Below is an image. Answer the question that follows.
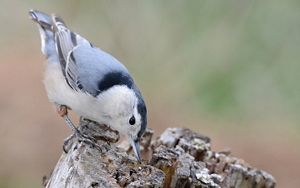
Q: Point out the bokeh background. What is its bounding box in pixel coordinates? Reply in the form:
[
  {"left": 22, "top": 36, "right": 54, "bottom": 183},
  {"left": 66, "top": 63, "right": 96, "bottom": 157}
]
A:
[{"left": 0, "top": 1, "right": 299, "bottom": 187}]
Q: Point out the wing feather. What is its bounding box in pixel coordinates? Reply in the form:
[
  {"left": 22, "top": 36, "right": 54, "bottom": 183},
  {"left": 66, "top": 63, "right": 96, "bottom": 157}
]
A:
[
  {"left": 53, "top": 15, "right": 91, "bottom": 91},
  {"left": 52, "top": 15, "right": 131, "bottom": 97}
]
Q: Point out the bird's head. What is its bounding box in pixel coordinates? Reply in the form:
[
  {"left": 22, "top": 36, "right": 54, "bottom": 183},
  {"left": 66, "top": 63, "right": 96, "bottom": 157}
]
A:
[{"left": 98, "top": 85, "right": 147, "bottom": 161}]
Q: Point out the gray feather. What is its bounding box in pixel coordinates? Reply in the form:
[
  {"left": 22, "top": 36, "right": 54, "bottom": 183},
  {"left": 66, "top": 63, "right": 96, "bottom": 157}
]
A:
[
  {"left": 70, "top": 45, "right": 130, "bottom": 96},
  {"left": 29, "top": 10, "right": 57, "bottom": 60},
  {"left": 52, "top": 16, "right": 130, "bottom": 96}
]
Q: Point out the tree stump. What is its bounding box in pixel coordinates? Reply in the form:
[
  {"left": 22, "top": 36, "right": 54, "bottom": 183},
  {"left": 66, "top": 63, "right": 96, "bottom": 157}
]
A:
[{"left": 44, "top": 119, "right": 276, "bottom": 188}]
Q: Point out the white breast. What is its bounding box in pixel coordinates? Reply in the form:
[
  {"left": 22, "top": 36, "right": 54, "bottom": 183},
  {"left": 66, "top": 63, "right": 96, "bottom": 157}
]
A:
[{"left": 44, "top": 63, "right": 101, "bottom": 122}]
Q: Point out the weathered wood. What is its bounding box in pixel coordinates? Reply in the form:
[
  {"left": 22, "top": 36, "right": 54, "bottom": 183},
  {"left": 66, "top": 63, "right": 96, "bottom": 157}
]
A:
[
  {"left": 151, "top": 128, "right": 276, "bottom": 188},
  {"left": 45, "top": 120, "right": 276, "bottom": 188},
  {"left": 45, "top": 118, "right": 164, "bottom": 188}
]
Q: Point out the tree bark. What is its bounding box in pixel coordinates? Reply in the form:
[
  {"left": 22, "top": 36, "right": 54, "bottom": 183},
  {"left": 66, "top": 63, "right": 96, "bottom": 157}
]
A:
[{"left": 44, "top": 119, "right": 276, "bottom": 188}]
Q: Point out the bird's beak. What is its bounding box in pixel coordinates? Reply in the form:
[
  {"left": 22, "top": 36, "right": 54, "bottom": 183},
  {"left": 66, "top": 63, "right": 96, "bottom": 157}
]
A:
[{"left": 130, "top": 138, "right": 141, "bottom": 161}]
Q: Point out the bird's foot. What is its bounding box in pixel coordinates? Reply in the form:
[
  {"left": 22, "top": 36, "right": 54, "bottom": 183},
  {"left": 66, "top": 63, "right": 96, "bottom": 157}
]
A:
[
  {"left": 63, "top": 129, "right": 103, "bottom": 153},
  {"left": 55, "top": 105, "right": 104, "bottom": 153},
  {"left": 77, "top": 132, "right": 104, "bottom": 152}
]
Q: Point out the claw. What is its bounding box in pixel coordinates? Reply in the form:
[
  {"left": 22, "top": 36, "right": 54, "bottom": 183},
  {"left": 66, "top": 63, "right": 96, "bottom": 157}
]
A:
[{"left": 63, "top": 133, "right": 76, "bottom": 153}]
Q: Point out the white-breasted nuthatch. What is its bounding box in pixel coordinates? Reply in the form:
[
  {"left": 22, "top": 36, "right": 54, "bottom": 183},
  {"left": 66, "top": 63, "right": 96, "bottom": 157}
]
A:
[{"left": 29, "top": 10, "right": 147, "bottom": 161}]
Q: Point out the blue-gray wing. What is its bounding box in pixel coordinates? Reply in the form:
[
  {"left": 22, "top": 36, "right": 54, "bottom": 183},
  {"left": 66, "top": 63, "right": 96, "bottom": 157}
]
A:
[
  {"left": 53, "top": 16, "right": 131, "bottom": 96},
  {"left": 69, "top": 45, "right": 132, "bottom": 96}
]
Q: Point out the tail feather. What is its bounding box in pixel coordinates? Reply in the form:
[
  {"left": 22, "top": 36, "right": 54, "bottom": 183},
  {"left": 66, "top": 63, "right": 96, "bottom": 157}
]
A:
[
  {"left": 29, "top": 10, "right": 57, "bottom": 59},
  {"left": 29, "top": 10, "right": 52, "bottom": 30},
  {"left": 29, "top": 9, "right": 92, "bottom": 67}
]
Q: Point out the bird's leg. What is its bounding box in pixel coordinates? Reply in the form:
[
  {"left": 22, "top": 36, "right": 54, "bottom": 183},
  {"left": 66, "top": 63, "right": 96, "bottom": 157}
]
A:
[
  {"left": 57, "top": 105, "right": 80, "bottom": 134},
  {"left": 56, "top": 105, "right": 81, "bottom": 152},
  {"left": 56, "top": 105, "right": 102, "bottom": 152}
]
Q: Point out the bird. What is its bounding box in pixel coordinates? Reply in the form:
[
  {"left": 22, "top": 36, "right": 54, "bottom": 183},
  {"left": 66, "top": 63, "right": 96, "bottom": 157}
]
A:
[{"left": 29, "top": 10, "right": 147, "bottom": 161}]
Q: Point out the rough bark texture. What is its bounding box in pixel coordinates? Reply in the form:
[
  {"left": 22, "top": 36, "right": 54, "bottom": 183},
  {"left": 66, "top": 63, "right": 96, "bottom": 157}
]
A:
[{"left": 44, "top": 119, "right": 276, "bottom": 188}]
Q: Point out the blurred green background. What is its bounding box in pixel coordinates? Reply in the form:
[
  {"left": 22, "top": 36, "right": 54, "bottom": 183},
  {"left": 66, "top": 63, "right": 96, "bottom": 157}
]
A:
[{"left": 0, "top": 0, "right": 300, "bottom": 187}]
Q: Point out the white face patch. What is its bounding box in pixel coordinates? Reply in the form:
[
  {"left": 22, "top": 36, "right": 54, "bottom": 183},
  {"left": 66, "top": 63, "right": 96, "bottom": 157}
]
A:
[
  {"left": 95, "top": 86, "right": 141, "bottom": 136},
  {"left": 130, "top": 104, "right": 142, "bottom": 139}
]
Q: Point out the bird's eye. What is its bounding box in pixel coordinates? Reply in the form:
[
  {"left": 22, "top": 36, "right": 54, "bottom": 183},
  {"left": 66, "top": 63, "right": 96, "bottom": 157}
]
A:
[{"left": 129, "top": 116, "right": 136, "bottom": 125}]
